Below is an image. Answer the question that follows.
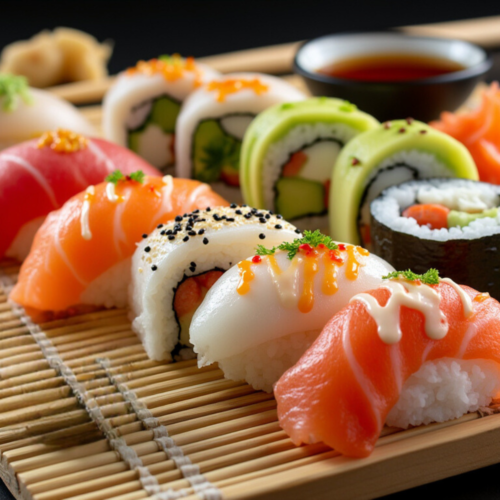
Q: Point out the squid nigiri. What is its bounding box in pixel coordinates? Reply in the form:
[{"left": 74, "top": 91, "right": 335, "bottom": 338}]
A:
[
  {"left": 0, "top": 129, "right": 160, "bottom": 260},
  {"left": 190, "top": 231, "right": 394, "bottom": 392},
  {"left": 10, "top": 172, "right": 228, "bottom": 311},
  {"left": 275, "top": 269, "right": 500, "bottom": 457}
]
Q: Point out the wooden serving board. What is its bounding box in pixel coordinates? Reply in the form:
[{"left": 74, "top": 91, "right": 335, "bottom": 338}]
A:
[{"left": 2, "top": 15, "right": 500, "bottom": 500}]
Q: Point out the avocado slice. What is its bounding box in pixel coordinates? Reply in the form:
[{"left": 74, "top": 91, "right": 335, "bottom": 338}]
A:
[
  {"left": 448, "top": 207, "right": 498, "bottom": 228},
  {"left": 149, "top": 96, "right": 180, "bottom": 133},
  {"left": 275, "top": 177, "right": 325, "bottom": 220},
  {"left": 192, "top": 118, "right": 242, "bottom": 185},
  {"left": 240, "top": 97, "right": 379, "bottom": 211},
  {"left": 329, "top": 119, "right": 479, "bottom": 245}
]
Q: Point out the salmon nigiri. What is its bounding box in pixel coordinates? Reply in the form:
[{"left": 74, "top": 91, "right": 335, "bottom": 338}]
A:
[
  {"left": 275, "top": 269, "right": 500, "bottom": 458},
  {"left": 10, "top": 172, "right": 228, "bottom": 311},
  {"left": 0, "top": 129, "right": 160, "bottom": 260}
]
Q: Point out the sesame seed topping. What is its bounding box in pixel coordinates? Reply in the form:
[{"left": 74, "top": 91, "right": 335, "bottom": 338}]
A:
[
  {"left": 183, "top": 236, "right": 189, "bottom": 242},
  {"left": 295, "top": 229, "right": 301, "bottom": 234},
  {"left": 168, "top": 235, "right": 175, "bottom": 240},
  {"left": 235, "top": 210, "right": 242, "bottom": 215},
  {"left": 142, "top": 234, "right": 148, "bottom": 238},
  {"left": 190, "top": 262, "right": 196, "bottom": 267},
  {"left": 188, "top": 230, "right": 196, "bottom": 236},
  {"left": 265, "top": 214, "right": 271, "bottom": 219},
  {"left": 198, "top": 229, "right": 205, "bottom": 235},
  {"left": 230, "top": 203, "right": 237, "bottom": 208},
  {"left": 160, "top": 230, "right": 166, "bottom": 235},
  {"left": 144, "top": 246, "right": 151, "bottom": 252},
  {"left": 157, "top": 224, "right": 163, "bottom": 229},
  {"left": 244, "top": 213, "right": 252, "bottom": 219},
  {"left": 151, "top": 265, "right": 157, "bottom": 271},
  {"left": 259, "top": 233, "right": 266, "bottom": 239},
  {"left": 259, "top": 218, "right": 266, "bottom": 223},
  {"left": 398, "top": 127, "right": 406, "bottom": 134},
  {"left": 275, "top": 224, "right": 282, "bottom": 229},
  {"left": 175, "top": 215, "right": 182, "bottom": 222},
  {"left": 203, "top": 237, "right": 209, "bottom": 245},
  {"left": 206, "top": 207, "right": 211, "bottom": 211},
  {"left": 420, "top": 129, "right": 427, "bottom": 134},
  {"left": 276, "top": 215, "right": 283, "bottom": 219}
]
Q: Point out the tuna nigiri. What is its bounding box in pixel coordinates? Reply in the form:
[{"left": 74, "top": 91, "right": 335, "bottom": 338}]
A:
[
  {"left": 0, "top": 129, "right": 160, "bottom": 260},
  {"left": 275, "top": 269, "right": 500, "bottom": 458},
  {"left": 10, "top": 172, "right": 228, "bottom": 311}
]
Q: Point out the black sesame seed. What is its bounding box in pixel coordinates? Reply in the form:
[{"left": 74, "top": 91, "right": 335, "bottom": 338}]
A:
[
  {"left": 203, "top": 237, "right": 209, "bottom": 245},
  {"left": 251, "top": 208, "right": 257, "bottom": 214},
  {"left": 189, "top": 267, "right": 196, "bottom": 273},
  {"left": 259, "top": 217, "right": 266, "bottom": 223},
  {"left": 295, "top": 229, "right": 301, "bottom": 234},
  {"left": 226, "top": 218, "right": 235, "bottom": 222},
  {"left": 168, "top": 235, "right": 175, "bottom": 240},
  {"left": 166, "top": 229, "right": 172, "bottom": 235},
  {"left": 199, "top": 219, "right": 206, "bottom": 222},
  {"left": 157, "top": 224, "right": 163, "bottom": 229},
  {"left": 242, "top": 204, "right": 248, "bottom": 207},
  {"left": 259, "top": 233, "right": 266, "bottom": 240},
  {"left": 269, "top": 210, "right": 274, "bottom": 215},
  {"left": 230, "top": 203, "right": 237, "bottom": 208},
  {"left": 244, "top": 213, "right": 252, "bottom": 219},
  {"left": 265, "top": 214, "right": 271, "bottom": 219},
  {"left": 255, "top": 212, "right": 263, "bottom": 217},
  {"left": 183, "top": 213, "right": 188, "bottom": 217},
  {"left": 151, "top": 265, "right": 157, "bottom": 271},
  {"left": 190, "top": 262, "right": 196, "bottom": 267},
  {"left": 186, "top": 226, "right": 193, "bottom": 231},
  {"left": 183, "top": 236, "right": 189, "bottom": 242},
  {"left": 142, "top": 233, "right": 148, "bottom": 239},
  {"left": 160, "top": 230, "right": 166, "bottom": 235},
  {"left": 213, "top": 214, "right": 220, "bottom": 221},
  {"left": 175, "top": 215, "right": 182, "bottom": 222},
  {"left": 144, "top": 246, "right": 151, "bottom": 252},
  {"left": 235, "top": 210, "right": 242, "bottom": 215},
  {"left": 198, "top": 229, "right": 205, "bottom": 235},
  {"left": 206, "top": 207, "right": 211, "bottom": 212},
  {"left": 276, "top": 214, "right": 283, "bottom": 219},
  {"left": 193, "top": 209, "right": 200, "bottom": 214},
  {"left": 275, "top": 224, "right": 282, "bottom": 229},
  {"left": 188, "top": 231, "right": 196, "bottom": 236}
]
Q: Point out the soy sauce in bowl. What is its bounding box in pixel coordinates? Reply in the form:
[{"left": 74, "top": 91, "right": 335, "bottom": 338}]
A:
[{"left": 317, "top": 53, "right": 466, "bottom": 82}]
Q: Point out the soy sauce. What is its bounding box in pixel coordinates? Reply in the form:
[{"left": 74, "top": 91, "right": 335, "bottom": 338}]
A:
[{"left": 318, "top": 53, "right": 465, "bottom": 82}]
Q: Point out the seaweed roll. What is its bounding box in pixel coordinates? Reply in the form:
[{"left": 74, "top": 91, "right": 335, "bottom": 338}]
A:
[{"left": 371, "top": 178, "right": 500, "bottom": 299}]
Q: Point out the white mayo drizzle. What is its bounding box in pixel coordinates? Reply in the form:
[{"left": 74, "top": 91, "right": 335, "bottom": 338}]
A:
[
  {"left": 440, "top": 278, "right": 473, "bottom": 317},
  {"left": 80, "top": 185, "right": 95, "bottom": 240},
  {"left": 351, "top": 280, "right": 448, "bottom": 344},
  {"left": 266, "top": 256, "right": 301, "bottom": 309},
  {"left": 105, "top": 182, "right": 120, "bottom": 202}
]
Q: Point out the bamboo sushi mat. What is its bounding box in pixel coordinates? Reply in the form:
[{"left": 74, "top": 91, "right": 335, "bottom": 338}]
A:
[{"left": 4, "top": 16, "right": 500, "bottom": 499}]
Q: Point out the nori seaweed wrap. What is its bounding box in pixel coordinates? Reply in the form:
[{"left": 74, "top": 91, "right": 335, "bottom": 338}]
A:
[{"left": 371, "top": 178, "right": 500, "bottom": 298}]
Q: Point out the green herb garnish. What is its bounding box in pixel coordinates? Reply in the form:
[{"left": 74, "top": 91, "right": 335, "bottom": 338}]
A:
[
  {"left": 256, "top": 230, "right": 338, "bottom": 260},
  {"left": 105, "top": 170, "right": 145, "bottom": 185},
  {"left": 0, "top": 73, "right": 32, "bottom": 112},
  {"left": 197, "top": 136, "right": 240, "bottom": 183},
  {"left": 383, "top": 269, "right": 440, "bottom": 285}
]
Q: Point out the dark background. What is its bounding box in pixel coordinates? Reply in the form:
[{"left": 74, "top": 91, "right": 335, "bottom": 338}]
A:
[{"left": 1, "top": 1, "right": 500, "bottom": 499}]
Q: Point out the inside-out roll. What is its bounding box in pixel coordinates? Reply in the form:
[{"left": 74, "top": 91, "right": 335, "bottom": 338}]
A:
[
  {"left": 241, "top": 98, "right": 378, "bottom": 231},
  {"left": 371, "top": 178, "right": 500, "bottom": 298},
  {"left": 175, "top": 72, "right": 306, "bottom": 202},
  {"left": 190, "top": 232, "right": 394, "bottom": 392},
  {"left": 329, "top": 119, "right": 479, "bottom": 246},
  {"left": 103, "top": 55, "right": 219, "bottom": 172},
  {"left": 130, "top": 205, "right": 300, "bottom": 361}
]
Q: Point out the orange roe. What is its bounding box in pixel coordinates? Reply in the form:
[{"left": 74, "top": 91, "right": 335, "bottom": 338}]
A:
[
  {"left": 126, "top": 54, "right": 202, "bottom": 86},
  {"left": 207, "top": 78, "right": 269, "bottom": 102},
  {"left": 37, "top": 129, "right": 88, "bottom": 153},
  {"left": 474, "top": 292, "right": 491, "bottom": 303}
]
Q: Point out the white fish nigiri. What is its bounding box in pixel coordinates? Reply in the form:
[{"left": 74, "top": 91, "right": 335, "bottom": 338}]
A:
[{"left": 190, "top": 234, "right": 394, "bottom": 392}]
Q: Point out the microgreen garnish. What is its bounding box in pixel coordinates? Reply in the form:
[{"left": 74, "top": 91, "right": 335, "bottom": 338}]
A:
[
  {"left": 256, "top": 230, "right": 338, "bottom": 260},
  {"left": 383, "top": 269, "right": 440, "bottom": 285},
  {"left": 0, "top": 73, "right": 32, "bottom": 112},
  {"left": 105, "top": 170, "right": 145, "bottom": 185}
]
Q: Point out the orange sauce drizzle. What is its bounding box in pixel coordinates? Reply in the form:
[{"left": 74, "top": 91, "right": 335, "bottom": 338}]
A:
[
  {"left": 267, "top": 255, "right": 282, "bottom": 276},
  {"left": 237, "top": 260, "right": 256, "bottom": 295},
  {"left": 298, "top": 254, "right": 319, "bottom": 313},
  {"left": 126, "top": 55, "right": 202, "bottom": 86},
  {"left": 322, "top": 251, "right": 344, "bottom": 295},
  {"left": 345, "top": 245, "right": 369, "bottom": 281},
  {"left": 474, "top": 292, "right": 490, "bottom": 303},
  {"left": 37, "top": 129, "right": 88, "bottom": 153},
  {"left": 207, "top": 78, "right": 269, "bottom": 102}
]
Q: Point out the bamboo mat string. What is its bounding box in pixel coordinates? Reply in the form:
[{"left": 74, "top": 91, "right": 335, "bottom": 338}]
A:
[
  {"left": 97, "top": 357, "right": 223, "bottom": 500},
  {"left": 0, "top": 273, "right": 187, "bottom": 498}
]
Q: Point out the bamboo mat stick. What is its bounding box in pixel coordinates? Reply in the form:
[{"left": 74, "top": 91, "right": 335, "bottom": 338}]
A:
[{"left": 0, "top": 369, "right": 58, "bottom": 394}]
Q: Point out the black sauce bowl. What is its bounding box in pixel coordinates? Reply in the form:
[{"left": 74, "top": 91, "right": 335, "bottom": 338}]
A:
[{"left": 294, "top": 32, "right": 492, "bottom": 122}]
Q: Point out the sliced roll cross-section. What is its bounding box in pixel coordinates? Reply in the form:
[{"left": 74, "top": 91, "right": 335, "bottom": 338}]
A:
[
  {"left": 130, "top": 205, "right": 300, "bottom": 361},
  {"left": 329, "top": 119, "right": 479, "bottom": 246}
]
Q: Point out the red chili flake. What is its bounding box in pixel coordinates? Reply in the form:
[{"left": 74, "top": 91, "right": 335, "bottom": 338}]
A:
[
  {"left": 420, "top": 130, "right": 428, "bottom": 134},
  {"left": 406, "top": 117, "right": 414, "bottom": 125},
  {"left": 329, "top": 250, "right": 343, "bottom": 263},
  {"left": 351, "top": 157, "right": 361, "bottom": 166},
  {"left": 252, "top": 255, "right": 262, "bottom": 264},
  {"left": 318, "top": 243, "right": 326, "bottom": 249},
  {"left": 398, "top": 127, "right": 406, "bottom": 134},
  {"left": 337, "top": 243, "right": 346, "bottom": 251},
  {"left": 299, "top": 243, "right": 313, "bottom": 253},
  {"left": 383, "top": 121, "right": 391, "bottom": 129}
]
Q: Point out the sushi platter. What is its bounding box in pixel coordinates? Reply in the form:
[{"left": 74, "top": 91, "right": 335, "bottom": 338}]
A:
[{"left": 2, "top": 14, "right": 500, "bottom": 500}]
